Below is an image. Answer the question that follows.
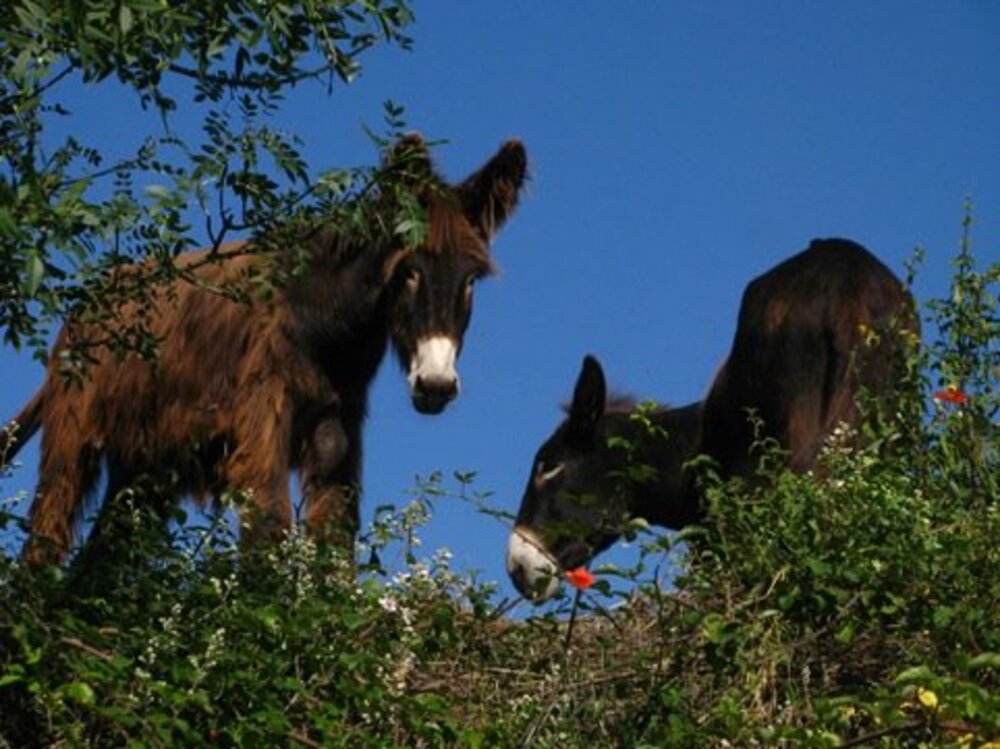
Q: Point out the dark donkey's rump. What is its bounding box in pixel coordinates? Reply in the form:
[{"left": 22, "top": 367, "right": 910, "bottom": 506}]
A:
[
  {"left": 3, "top": 134, "right": 528, "bottom": 565},
  {"left": 508, "top": 238, "right": 916, "bottom": 602}
]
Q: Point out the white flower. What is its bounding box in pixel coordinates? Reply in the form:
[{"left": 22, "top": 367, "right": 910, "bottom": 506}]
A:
[{"left": 378, "top": 595, "right": 400, "bottom": 614}]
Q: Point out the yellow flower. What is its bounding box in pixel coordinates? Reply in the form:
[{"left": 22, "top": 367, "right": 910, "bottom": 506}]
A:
[{"left": 916, "top": 687, "right": 938, "bottom": 710}]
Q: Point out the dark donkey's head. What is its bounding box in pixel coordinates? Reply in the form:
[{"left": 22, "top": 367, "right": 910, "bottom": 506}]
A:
[
  {"left": 507, "top": 355, "right": 701, "bottom": 602},
  {"left": 382, "top": 135, "right": 528, "bottom": 414}
]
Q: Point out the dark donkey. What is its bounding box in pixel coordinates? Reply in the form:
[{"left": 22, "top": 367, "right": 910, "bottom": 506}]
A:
[
  {"left": 508, "top": 239, "right": 914, "bottom": 602},
  {"left": 3, "top": 134, "right": 527, "bottom": 564}
]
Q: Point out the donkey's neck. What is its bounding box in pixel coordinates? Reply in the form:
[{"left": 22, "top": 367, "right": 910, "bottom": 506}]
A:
[
  {"left": 287, "top": 226, "right": 399, "bottom": 340},
  {"left": 625, "top": 401, "right": 705, "bottom": 530},
  {"left": 286, "top": 228, "right": 398, "bottom": 377}
]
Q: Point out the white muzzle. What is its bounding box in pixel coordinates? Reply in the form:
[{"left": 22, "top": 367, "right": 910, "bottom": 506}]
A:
[
  {"left": 506, "top": 526, "right": 561, "bottom": 603},
  {"left": 407, "top": 336, "right": 460, "bottom": 413}
]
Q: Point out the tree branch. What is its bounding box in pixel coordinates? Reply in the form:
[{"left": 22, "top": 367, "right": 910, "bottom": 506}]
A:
[
  {"left": 0, "top": 64, "right": 75, "bottom": 114},
  {"left": 166, "top": 63, "right": 329, "bottom": 91}
]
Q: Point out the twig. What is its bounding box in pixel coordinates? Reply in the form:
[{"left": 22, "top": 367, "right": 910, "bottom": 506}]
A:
[
  {"left": 587, "top": 596, "right": 627, "bottom": 636},
  {"left": 60, "top": 636, "right": 114, "bottom": 662},
  {"left": 166, "top": 63, "right": 328, "bottom": 90},
  {"left": 486, "top": 596, "right": 520, "bottom": 622},
  {"left": 0, "top": 65, "right": 75, "bottom": 113},
  {"left": 562, "top": 588, "right": 583, "bottom": 652},
  {"left": 520, "top": 693, "right": 559, "bottom": 749},
  {"left": 838, "top": 720, "right": 921, "bottom": 748},
  {"left": 565, "top": 670, "right": 640, "bottom": 692},
  {"left": 837, "top": 719, "right": 974, "bottom": 748},
  {"left": 288, "top": 729, "right": 323, "bottom": 748}
]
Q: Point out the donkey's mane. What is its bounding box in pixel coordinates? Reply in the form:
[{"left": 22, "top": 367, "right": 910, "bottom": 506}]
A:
[
  {"left": 606, "top": 393, "right": 642, "bottom": 414},
  {"left": 559, "top": 392, "right": 644, "bottom": 416}
]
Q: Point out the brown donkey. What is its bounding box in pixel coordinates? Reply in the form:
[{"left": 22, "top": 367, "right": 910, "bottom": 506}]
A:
[
  {"left": 507, "top": 239, "right": 915, "bottom": 601},
  {"left": 2, "top": 134, "right": 528, "bottom": 564}
]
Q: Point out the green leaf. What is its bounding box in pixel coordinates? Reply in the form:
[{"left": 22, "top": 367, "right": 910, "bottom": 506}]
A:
[
  {"left": 118, "top": 4, "right": 133, "bottom": 34},
  {"left": 62, "top": 682, "right": 96, "bottom": 706},
  {"left": 701, "top": 613, "right": 729, "bottom": 644},
  {"left": 0, "top": 207, "right": 17, "bottom": 238},
  {"left": 967, "top": 653, "right": 1000, "bottom": 671},
  {"left": 415, "top": 693, "right": 448, "bottom": 713},
  {"left": 834, "top": 623, "right": 855, "bottom": 645},
  {"left": 340, "top": 611, "right": 366, "bottom": 631},
  {"left": 0, "top": 671, "right": 24, "bottom": 688},
  {"left": 804, "top": 557, "right": 830, "bottom": 577},
  {"left": 932, "top": 605, "right": 954, "bottom": 628},
  {"left": 895, "top": 665, "right": 935, "bottom": 684},
  {"left": 461, "top": 729, "right": 486, "bottom": 749},
  {"left": 25, "top": 253, "right": 45, "bottom": 296},
  {"left": 58, "top": 177, "right": 91, "bottom": 207},
  {"left": 145, "top": 184, "right": 171, "bottom": 200}
]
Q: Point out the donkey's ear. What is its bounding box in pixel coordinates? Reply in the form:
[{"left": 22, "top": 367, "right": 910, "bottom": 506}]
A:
[
  {"left": 567, "top": 355, "right": 606, "bottom": 449},
  {"left": 382, "top": 132, "right": 434, "bottom": 185},
  {"left": 459, "top": 140, "right": 528, "bottom": 242}
]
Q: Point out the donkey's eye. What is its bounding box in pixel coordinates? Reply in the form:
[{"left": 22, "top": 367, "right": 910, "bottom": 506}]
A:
[
  {"left": 534, "top": 460, "right": 565, "bottom": 486},
  {"left": 404, "top": 267, "right": 421, "bottom": 292}
]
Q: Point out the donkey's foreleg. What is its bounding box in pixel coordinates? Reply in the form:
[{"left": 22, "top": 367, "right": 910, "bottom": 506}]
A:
[
  {"left": 225, "top": 402, "right": 294, "bottom": 547},
  {"left": 300, "top": 414, "right": 359, "bottom": 548}
]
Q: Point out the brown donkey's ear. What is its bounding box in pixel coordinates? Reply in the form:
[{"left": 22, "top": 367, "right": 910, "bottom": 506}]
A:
[
  {"left": 459, "top": 140, "right": 528, "bottom": 241},
  {"left": 377, "top": 133, "right": 436, "bottom": 253},
  {"left": 382, "top": 132, "right": 434, "bottom": 185},
  {"left": 567, "top": 355, "right": 606, "bottom": 449}
]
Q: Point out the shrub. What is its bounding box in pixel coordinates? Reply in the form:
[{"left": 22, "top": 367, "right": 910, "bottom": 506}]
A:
[{"left": 2, "top": 220, "right": 998, "bottom": 747}]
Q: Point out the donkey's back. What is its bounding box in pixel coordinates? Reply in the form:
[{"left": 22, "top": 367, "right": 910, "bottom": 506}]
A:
[{"left": 698, "top": 238, "right": 915, "bottom": 477}]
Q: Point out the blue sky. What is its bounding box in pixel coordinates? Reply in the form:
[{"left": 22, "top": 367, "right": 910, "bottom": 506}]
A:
[{"left": 2, "top": 2, "right": 999, "bottom": 611}]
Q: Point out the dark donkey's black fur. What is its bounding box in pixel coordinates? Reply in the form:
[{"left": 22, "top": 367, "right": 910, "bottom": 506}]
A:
[
  {"left": 507, "top": 239, "right": 915, "bottom": 601},
  {"left": 4, "top": 134, "right": 528, "bottom": 564}
]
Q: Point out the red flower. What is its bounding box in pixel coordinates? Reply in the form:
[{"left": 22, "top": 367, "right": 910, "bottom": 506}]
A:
[
  {"left": 934, "top": 387, "right": 968, "bottom": 406},
  {"left": 565, "top": 567, "right": 596, "bottom": 590}
]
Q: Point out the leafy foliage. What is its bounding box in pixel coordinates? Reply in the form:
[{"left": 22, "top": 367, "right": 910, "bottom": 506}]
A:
[
  {"left": 0, "top": 0, "right": 414, "bottom": 360},
  {"left": 2, "top": 224, "right": 999, "bottom": 747},
  {"left": 2, "top": 8, "right": 999, "bottom": 744}
]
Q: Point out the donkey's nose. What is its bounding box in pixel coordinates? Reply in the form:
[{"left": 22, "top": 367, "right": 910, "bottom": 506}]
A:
[
  {"left": 412, "top": 374, "right": 458, "bottom": 414},
  {"left": 506, "top": 527, "right": 560, "bottom": 603},
  {"left": 408, "top": 336, "right": 459, "bottom": 414},
  {"left": 507, "top": 553, "right": 559, "bottom": 603},
  {"left": 508, "top": 560, "right": 533, "bottom": 599}
]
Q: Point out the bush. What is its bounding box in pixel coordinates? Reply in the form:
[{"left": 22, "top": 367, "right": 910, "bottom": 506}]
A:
[{"left": 2, "top": 223, "right": 998, "bottom": 747}]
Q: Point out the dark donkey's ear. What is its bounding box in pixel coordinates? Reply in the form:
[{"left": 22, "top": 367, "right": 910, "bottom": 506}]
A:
[
  {"left": 459, "top": 140, "right": 528, "bottom": 241},
  {"left": 567, "top": 355, "right": 606, "bottom": 449}
]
